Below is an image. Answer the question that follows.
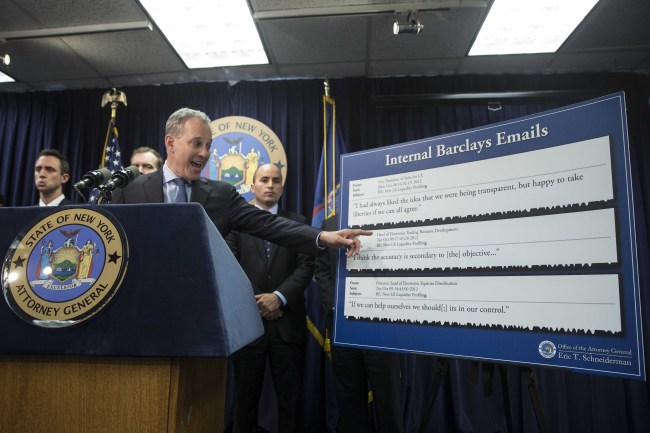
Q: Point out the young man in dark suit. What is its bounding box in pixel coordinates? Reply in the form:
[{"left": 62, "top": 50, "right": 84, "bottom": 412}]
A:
[
  {"left": 226, "top": 163, "right": 313, "bottom": 433},
  {"left": 111, "top": 107, "right": 371, "bottom": 254},
  {"left": 34, "top": 149, "right": 73, "bottom": 206}
]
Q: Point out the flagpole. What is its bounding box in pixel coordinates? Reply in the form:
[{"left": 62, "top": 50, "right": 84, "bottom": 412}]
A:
[
  {"left": 330, "top": 94, "right": 336, "bottom": 218},
  {"left": 95, "top": 88, "right": 127, "bottom": 204},
  {"left": 99, "top": 118, "right": 114, "bottom": 169},
  {"left": 323, "top": 80, "right": 337, "bottom": 220},
  {"left": 99, "top": 88, "right": 127, "bottom": 169},
  {"left": 323, "top": 80, "right": 329, "bottom": 219}
]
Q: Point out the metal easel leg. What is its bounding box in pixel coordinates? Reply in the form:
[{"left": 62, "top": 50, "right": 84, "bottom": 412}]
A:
[
  {"left": 523, "top": 367, "right": 550, "bottom": 433},
  {"left": 417, "top": 357, "right": 449, "bottom": 433},
  {"left": 498, "top": 364, "right": 514, "bottom": 433}
]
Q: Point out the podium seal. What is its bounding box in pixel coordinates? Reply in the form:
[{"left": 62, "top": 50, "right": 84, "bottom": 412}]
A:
[{"left": 1, "top": 206, "right": 129, "bottom": 328}]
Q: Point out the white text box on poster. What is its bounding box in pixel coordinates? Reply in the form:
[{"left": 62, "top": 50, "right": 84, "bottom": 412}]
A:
[
  {"left": 349, "top": 136, "right": 613, "bottom": 226},
  {"left": 343, "top": 274, "right": 622, "bottom": 334},
  {"left": 347, "top": 208, "right": 618, "bottom": 270}
]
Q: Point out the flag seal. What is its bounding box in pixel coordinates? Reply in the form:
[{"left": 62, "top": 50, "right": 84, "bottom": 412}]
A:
[{"left": 203, "top": 116, "right": 287, "bottom": 202}]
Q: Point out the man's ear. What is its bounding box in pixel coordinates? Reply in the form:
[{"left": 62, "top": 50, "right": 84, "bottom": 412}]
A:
[
  {"left": 164, "top": 134, "right": 174, "bottom": 153},
  {"left": 61, "top": 173, "right": 70, "bottom": 184}
]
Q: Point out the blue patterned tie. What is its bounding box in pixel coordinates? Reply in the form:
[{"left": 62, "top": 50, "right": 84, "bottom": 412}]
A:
[
  {"left": 264, "top": 240, "right": 272, "bottom": 259},
  {"left": 173, "top": 178, "right": 188, "bottom": 203}
]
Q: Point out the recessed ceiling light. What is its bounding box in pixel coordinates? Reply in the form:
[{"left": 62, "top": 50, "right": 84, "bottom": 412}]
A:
[
  {"left": 139, "top": 0, "right": 268, "bottom": 68},
  {"left": 469, "top": 0, "right": 600, "bottom": 56}
]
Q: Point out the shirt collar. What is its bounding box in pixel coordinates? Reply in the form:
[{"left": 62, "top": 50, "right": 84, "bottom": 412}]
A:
[
  {"left": 255, "top": 202, "right": 278, "bottom": 215},
  {"left": 39, "top": 194, "right": 65, "bottom": 207},
  {"left": 162, "top": 161, "right": 180, "bottom": 184}
]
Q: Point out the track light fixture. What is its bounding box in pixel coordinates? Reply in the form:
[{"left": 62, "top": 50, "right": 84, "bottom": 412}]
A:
[
  {"left": 393, "top": 11, "right": 423, "bottom": 35},
  {"left": 1, "top": 54, "right": 9, "bottom": 66}
]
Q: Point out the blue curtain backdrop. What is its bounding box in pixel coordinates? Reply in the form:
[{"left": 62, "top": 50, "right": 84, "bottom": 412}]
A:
[{"left": 1, "top": 73, "right": 649, "bottom": 433}]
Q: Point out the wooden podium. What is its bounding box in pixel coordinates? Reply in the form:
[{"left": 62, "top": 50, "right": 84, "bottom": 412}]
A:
[
  {"left": 0, "top": 205, "right": 264, "bottom": 433},
  {"left": 0, "top": 356, "right": 227, "bottom": 433}
]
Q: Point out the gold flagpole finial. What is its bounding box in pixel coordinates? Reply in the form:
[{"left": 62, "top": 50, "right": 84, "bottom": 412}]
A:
[
  {"left": 324, "top": 79, "right": 330, "bottom": 97},
  {"left": 101, "top": 88, "right": 127, "bottom": 121}
]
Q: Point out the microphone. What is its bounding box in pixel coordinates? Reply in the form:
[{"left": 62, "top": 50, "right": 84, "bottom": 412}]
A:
[
  {"left": 100, "top": 165, "right": 140, "bottom": 192},
  {"left": 72, "top": 168, "right": 112, "bottom": 190}
]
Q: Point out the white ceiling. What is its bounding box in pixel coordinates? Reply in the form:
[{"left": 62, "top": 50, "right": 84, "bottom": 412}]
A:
[{"left": 0, "top": 0, "right": 649, "bottom": 92}]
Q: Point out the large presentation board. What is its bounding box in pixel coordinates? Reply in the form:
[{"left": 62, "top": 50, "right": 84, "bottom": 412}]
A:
[{"left": 335, "top": 93, "right": 645, "bottom": 379}]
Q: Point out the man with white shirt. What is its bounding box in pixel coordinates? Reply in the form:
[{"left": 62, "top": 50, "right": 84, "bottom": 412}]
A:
[
  {"left": 226, "top": 163, "right": 313, "bottom": 433},
  {"left": 34, "top": 149, "right": 72, "bottom": 206}
]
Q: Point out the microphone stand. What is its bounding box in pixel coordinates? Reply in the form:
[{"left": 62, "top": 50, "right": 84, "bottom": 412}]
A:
[
  {"left": 73, "top": 185, "right": 88, "bottom": 202},
  {"left": 96, "top": 185, "right": 113, "bottom": 204},
  {"left": 96, "top": 166, "right": 139, "bottom": 203}
]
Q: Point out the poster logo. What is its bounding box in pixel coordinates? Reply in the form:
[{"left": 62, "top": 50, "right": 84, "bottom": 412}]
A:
[
  {"left": 538, "top": 340, "right": 557, "bottom": 359},
  {"left": 2, "top": 207, "right": 129, "bottom": 328},
  {"left": 205, "top": 116, "right": 288, "bottom": 202}
]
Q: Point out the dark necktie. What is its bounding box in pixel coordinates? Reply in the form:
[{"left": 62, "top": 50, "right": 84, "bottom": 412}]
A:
[
  {"left": 264, "top": 240, "right": 272, "bottom": 259},
  {"left": 172, "top": 178, "right": 188, "bottom": 203}
]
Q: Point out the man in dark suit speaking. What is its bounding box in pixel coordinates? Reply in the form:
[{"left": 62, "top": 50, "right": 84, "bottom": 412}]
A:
[
  {"left": 111, "top": 107, "right": 370, "bottom": 255},
  {"left": 226, "top": 163, "right": 313, "bottom": 433}
]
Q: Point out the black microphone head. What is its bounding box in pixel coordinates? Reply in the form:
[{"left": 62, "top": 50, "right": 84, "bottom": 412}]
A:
[
  {"left": 73, "top": 167, "right": 112, "bottom": 189},
  {"left": 87, "top": 167, "right": 112, "bottom": 183},
  {"left": 123, "top": 165, "right": 140, "bottom": 182},
  {"left": 111, "top": 165, "right": 140, "bottom": 188}
]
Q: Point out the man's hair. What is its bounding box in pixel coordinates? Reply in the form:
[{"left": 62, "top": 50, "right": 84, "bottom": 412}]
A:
[
  {"left": 131, "top": 146, "right": 163, "bottom": 169},
  {"left": 165, "top": 108, "right": 211, "bottom": 137},
  {"left": 253, "top": 163, "right": 283, "bottom": 183},
  {"left": 38, "top": 149, "right": 70, "bottom": 175}
]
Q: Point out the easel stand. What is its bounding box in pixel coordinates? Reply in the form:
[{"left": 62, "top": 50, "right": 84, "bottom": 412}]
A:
[
  {"left": 417, "top": 357, "right": 449, "bottom": 433},
  {"left": 480, "top": 362, "right": 514, "bottom": 433},
  {"left": 523, "top": 367, "right": 550, "bottom": 433},
  {"left": 417, "top": 360, "right": 550, "bottom": 433}
]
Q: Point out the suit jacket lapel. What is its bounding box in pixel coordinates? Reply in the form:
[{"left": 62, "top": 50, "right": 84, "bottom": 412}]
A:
[
  {"left": 143, "top": 170, "right": 164, "bottom": 203},
  {"left": 191, "top": 178, "right": 211, "bottom": 207}
]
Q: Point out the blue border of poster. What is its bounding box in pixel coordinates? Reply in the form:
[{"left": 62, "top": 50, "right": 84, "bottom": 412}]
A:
[{"left": 335, "top": 92, "right": 645, "bottom": 379}]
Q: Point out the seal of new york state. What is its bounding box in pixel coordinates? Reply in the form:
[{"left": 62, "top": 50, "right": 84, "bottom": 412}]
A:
[
  {"left": 538, "top": 340, "right": 557, "bottom": 359},
  {"left": 204, "top": 116, "right": 288, "bottom": 203},
  {"left": 2, "top": 207, "right": 128, "bottom": 328}
]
